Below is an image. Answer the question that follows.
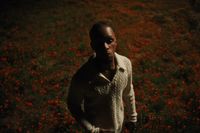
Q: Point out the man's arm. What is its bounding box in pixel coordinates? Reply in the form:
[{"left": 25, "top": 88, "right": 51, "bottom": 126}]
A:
[
  {"left": 67, "top": 76, "right": 100, "bottom": 133},
  {"left": 123, "top": 59, "right": 137, "bottom": 131}
]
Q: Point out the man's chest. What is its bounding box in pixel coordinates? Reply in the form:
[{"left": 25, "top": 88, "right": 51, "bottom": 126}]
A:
[
  {"left": 100, "top": 69, "right": 116, "bottom": 82},
  {"left": 85, "top": 69, "right": 128, "bottom": 97}
]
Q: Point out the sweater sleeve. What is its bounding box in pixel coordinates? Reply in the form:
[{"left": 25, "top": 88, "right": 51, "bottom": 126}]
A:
[
  {"left": 67, "top": 75, "right": 100, "bottom": 133},
  {"left": 123, "top": 59, "right": 137, "bottom": 123}
]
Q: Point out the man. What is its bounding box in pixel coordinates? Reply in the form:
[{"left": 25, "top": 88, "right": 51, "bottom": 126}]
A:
[{"left": 67, "top": 21, "right": 137, "bottom": 133}]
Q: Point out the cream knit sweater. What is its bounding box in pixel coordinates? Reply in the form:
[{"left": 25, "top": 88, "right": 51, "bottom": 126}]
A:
[{"left": 67, "top": 53, "right": 137, "bottom": 133}]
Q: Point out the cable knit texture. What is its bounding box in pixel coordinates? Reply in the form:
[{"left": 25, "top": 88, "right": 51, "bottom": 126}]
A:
[{"left": 67, "top": 53, "right": 137, "bottom": 133}]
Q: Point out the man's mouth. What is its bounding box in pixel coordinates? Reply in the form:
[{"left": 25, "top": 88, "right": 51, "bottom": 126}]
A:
[{"left": 105, "top": 50, "right": 112, "bottom": 54}]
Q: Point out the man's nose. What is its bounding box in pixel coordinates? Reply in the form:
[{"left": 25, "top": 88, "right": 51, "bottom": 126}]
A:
[{"left": 104, "top": 42, "right": 109, "bottom": 49}]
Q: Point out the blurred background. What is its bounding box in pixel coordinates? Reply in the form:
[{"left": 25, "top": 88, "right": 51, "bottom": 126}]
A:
[{"left": 0, "top": 0, "right": 200, "bottom": 132}]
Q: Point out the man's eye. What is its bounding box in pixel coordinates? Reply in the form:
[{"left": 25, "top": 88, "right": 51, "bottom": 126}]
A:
[{"left": 106, "top": 39, "right": 113, "bottom": 44}]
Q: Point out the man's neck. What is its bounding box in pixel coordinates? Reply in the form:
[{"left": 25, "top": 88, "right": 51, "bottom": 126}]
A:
[{"left": 95, "top": 57, "right": 116, "bottom": 71}]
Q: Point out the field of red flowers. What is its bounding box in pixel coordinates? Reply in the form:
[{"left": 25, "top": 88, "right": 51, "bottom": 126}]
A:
[{"left": 0, "top": 0, "right": 200, "bottom": 133}]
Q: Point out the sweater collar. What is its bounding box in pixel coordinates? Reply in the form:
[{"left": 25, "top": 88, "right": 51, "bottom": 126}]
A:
[{"left": 89, "top": 52, "right": 126, "bottom": 83}]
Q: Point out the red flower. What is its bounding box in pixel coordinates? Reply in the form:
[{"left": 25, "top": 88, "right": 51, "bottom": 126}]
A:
[
  {"left": 47, "top": 51, "right": 57, "bottom": 57},
  {"left": 25, "top": 101, "right": 33, "bottom": 107}
]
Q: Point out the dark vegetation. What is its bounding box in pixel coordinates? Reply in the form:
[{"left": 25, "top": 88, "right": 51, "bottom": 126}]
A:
[{"left": 0, "top": 0, "right": 200, "bottom": 132}]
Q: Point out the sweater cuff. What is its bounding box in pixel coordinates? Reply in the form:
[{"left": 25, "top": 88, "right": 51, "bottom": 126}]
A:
[{"left": 82, "top": 120, "right": 100, "bottom": 133}]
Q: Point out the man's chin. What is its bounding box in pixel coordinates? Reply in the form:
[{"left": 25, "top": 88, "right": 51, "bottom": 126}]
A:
[
  {"left": 103, "top": 54, "right": 114, "bottom": 62},
  {"left": 96, "top": 53, "right": 114, "bottom": 61}
]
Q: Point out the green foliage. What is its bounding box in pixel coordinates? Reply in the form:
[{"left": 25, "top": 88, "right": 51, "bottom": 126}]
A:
[
  {"left": 151, "top": 75, "right": 169, "bottom": 86},
  {"left": 172, "top": 67, "right": 193, "bottom": 84},
  {"left": 131, "top": 6, "right": 144, "bottom": 11}
]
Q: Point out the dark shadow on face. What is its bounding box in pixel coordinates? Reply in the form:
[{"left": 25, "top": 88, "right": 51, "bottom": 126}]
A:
[{"left": 91, "top": 26, "right": 117, "bottom": 62}]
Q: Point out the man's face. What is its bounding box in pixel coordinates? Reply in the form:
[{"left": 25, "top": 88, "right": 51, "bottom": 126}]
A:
[{"left": 91, "top": 26, "right": 117, "bottom": 61}]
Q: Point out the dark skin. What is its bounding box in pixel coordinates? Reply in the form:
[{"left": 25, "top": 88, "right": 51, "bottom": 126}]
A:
[
  {"left": 91, "top": 26, "right": 117, "bottom": 81},
  {"left": 90, "top": 26, "right": 136, "bottom": 133}
]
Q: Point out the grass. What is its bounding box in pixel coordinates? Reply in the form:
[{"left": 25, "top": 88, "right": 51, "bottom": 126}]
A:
[
  {"left": 0, "top": 0, "right": 200, "bottom": 133},
  {"left": 131, "top": 5, "right": 144, "bottom": 11}
]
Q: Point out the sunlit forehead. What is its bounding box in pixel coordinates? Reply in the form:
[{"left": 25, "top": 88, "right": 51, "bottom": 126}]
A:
[{"left": 101, "top": 27, "right": 116, "bottom": 40}]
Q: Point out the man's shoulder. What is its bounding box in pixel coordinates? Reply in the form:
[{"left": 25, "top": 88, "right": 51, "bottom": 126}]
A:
[
  {"left": 115, "top": 53, "right": 132, "bottom": 74},
  {"left": 73, "top": 56, "right": 96, "bottom": 81},
  {"left": 115, "top": 53, "right": 132, "bottom": 66}
]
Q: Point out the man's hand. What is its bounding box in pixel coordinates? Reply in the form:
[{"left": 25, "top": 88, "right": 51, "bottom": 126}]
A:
[{"left": 125, "top": 122, "right": 137, "bottom": 133}]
